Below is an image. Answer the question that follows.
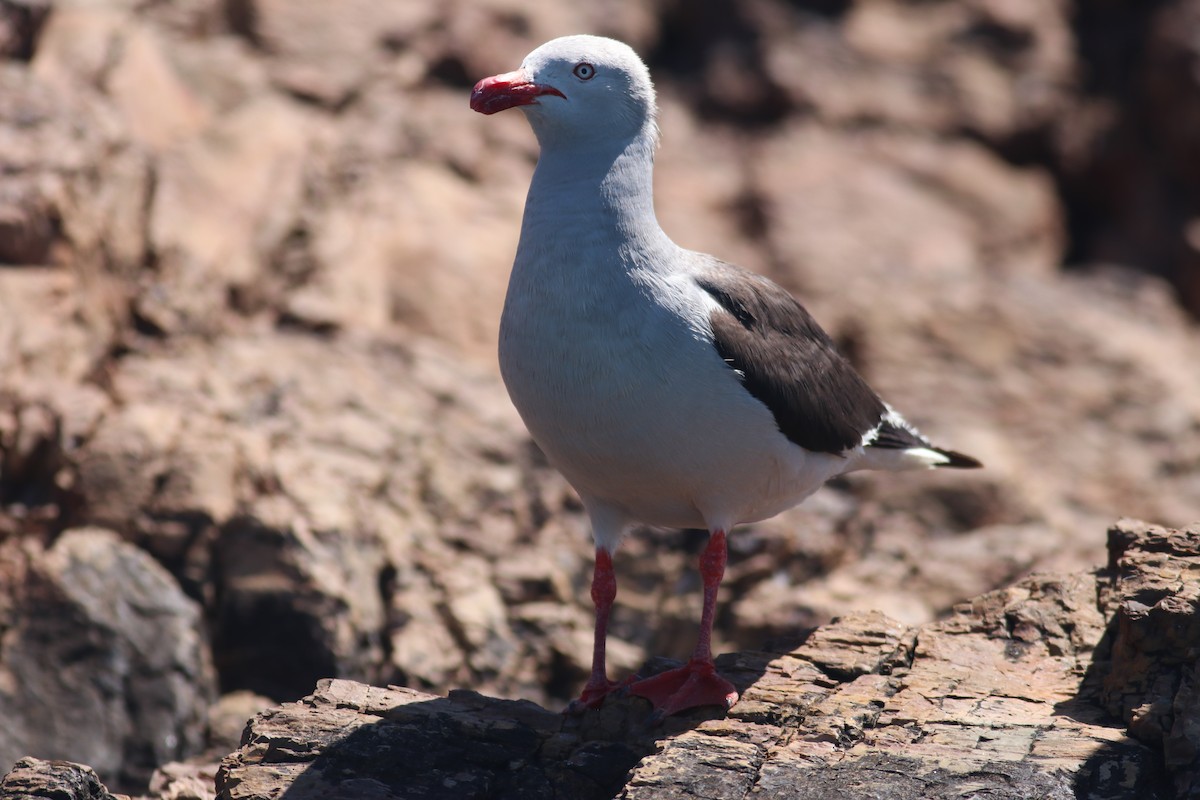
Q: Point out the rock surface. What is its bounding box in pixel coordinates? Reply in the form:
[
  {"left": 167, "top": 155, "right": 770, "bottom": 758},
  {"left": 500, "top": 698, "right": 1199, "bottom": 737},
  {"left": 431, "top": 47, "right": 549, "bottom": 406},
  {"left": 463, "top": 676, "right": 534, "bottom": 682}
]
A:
[
  {"left": 0, "top": 757, "right": 121, "bottom": 800},
  {"left": 206, "top": 520, "right": 1193, "bottom": 800},
  {"left": 0, "top": 528, "right": 215, "bottom": 791},
  {"left": 1, "top": 0, "right": 1200, "bottom": 797},
  {"left": 5, "top": 519, "right": 1187, "bottom": 800}
]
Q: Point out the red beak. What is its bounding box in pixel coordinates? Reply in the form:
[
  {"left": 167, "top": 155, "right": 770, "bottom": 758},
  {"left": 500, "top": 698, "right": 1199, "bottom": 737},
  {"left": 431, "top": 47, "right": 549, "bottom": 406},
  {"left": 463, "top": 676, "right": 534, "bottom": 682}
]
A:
[{"left": 470, "top": 70, "right": 565, "bottom": 115}]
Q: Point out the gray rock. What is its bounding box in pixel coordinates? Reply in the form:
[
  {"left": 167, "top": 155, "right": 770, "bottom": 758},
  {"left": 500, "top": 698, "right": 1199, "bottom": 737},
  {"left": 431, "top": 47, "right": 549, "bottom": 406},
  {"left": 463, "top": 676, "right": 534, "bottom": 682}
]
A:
[
  {"left": 0, "top": 529, "right": 215, "bottom": 791},
  {"left": 0, "top": 757, "right": 120, "bottom": 800}
]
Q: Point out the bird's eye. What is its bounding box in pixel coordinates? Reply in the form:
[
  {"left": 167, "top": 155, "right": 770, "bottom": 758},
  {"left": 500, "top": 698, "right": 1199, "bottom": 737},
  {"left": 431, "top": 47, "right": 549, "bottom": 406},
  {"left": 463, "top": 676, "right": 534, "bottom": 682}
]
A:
[{"left": 573, "top": 62, "right": 596, "bottom": 80}]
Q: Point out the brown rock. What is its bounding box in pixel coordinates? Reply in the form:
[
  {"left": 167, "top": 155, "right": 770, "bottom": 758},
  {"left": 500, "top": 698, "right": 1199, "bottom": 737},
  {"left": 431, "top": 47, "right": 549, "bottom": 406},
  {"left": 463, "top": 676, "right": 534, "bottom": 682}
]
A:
[
  {"left": 143, "top": 96, "right": 313, "bottom": 334},
  {"left": 286, "top": 152, "right": 524, "bottom": 356},
  {"left": 216, "top": 680, "right": 655, "bottom": 800},
  {"left": 204, "top": 692, "right": 274, "bottom": 759},
  {"left": 61, "top": 332, "right": 594, "bottom": 706},
  {"left": 0, "top": 269, "right": 101, "bottom": 386},
  {"left": 0, "top": 0, "right": 49, "bottom": 61},
  {"left": 32, "top": 7, "right": 209, "bottom": 151},
  {"left": 102, "top": 22, "right": 210, "bottom": 151},
  {"left": 0, "top": 62, "right": 149, "bottom": 370},
  {"left": 1062, "top": 0, "right": 1200, "bottom": 319},
  {"left": 145, "top": 761, "right": 217, "bottom": 800},
  {"left": 748, "top": 124, "right": 1062, "bottom": 301},
  {"left": 225, "top": 0, "right": 430, "bottom": 107},
  {"left": 0, "top": 757, "right": 122, "bottom": 800},
  {"left": 1099, "top": 519, "right": 1200, "bottom": 797},
  {"left": 206, "top": 519, "right": 1194, "bottom": 800}
]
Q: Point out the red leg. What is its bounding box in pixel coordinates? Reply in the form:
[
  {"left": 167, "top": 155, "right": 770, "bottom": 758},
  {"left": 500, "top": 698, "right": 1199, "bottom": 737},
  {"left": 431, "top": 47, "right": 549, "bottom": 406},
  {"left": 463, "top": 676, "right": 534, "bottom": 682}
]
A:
[
  {"left": 567, "top": 547, "right": 627, "bottom": 711},
  {"left": 629, "top": 530, "right": 739, "bottom": 717},
  {"left": 693, "top": 527, "right": 726, "bottom": 664}
]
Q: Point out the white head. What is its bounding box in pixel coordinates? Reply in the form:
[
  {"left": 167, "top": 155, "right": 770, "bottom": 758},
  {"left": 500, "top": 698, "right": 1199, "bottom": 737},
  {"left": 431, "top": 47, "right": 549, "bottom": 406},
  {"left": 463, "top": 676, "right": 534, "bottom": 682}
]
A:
[{"left": 470, "top": 35, "right": 658, "bottom": 151}]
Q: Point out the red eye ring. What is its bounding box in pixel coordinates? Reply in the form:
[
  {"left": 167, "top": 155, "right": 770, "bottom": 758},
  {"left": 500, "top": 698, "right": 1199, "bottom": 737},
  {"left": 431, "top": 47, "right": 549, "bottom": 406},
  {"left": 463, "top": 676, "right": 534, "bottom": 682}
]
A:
[{"left": 573, "top": 62, "right": 596, "bottom": 80}]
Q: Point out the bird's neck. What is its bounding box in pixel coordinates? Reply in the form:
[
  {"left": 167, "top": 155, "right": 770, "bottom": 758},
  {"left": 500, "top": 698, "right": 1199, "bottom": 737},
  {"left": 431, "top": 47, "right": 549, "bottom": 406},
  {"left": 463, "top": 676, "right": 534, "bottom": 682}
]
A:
[{"left": 518, "top": 130, "right": 673, "bottom": 266}]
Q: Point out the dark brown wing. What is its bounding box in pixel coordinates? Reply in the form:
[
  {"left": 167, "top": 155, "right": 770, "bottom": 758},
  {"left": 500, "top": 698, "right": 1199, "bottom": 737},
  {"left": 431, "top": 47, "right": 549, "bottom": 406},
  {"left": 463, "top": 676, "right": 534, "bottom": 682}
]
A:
[{"left": 695, "top": 260, "right": 886, "bottom": 455}]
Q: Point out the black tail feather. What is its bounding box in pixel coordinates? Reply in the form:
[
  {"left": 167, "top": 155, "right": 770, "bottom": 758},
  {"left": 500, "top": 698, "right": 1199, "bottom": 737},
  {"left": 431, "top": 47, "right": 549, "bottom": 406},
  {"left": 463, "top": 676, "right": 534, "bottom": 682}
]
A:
[{"left": 932, "top": 447, "right": 982, "bottom": 469}]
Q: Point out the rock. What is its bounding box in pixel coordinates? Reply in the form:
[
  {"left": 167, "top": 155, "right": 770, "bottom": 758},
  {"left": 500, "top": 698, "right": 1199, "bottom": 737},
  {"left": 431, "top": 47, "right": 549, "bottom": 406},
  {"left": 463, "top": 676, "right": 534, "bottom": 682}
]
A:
[
  {"left": 59, "top": 331, "right": 596, "bottom": 706},
  {"left": 0, "top": 269, "right": 105, "bottom": 392},
  {"left": 658, "top": 0, "right": 1076, "bottom": 143},
  {"left": 1062, "top": 0, "right": 1200, "bottom": 319},
  {"left": 145, "top": 761, "right": 218, "bottom": 800},
  {"left": 1099, "top": 519, "right": 1200, "bottom": 798},
  {"left": 31, "top": 6, "right": 209, "bottom": 151},
  {"left": 285, "top": 150, "right": 524, "bottom": 357},
  {"left": 840, "top": 268, "right": 1200, "bottom": 537},
  {"left": 216, "top": 680, "right": 656, "bottom": 800},
  {"left": 101, "top": 21, "right": 210, "bottom": 151},
  {"left": 0, "top": 1, "right": 49, "bottom": 61},
  {"left": 0, "top": 528, "right": 215, "bottom": 792},
  {"left": 0, "top": 757, "right": 121, "bottom": 800},
  {"left": 747, "top": 124, "right": 1062, "bottom": 297},
  {"left": 210, "top": 519, "right": 1194, "bottom": 800},
  {"left": 205, "top": 692, "right": 275, "bottom": 760},
  {"left": 0, "top": 63, "right": 149, "bottom": 375},
  {"left": 142, "top": 95, "right": 314, "bottom": 334},
  {"left": 225, "top": 0, "right": 429, "bottom": 108}
]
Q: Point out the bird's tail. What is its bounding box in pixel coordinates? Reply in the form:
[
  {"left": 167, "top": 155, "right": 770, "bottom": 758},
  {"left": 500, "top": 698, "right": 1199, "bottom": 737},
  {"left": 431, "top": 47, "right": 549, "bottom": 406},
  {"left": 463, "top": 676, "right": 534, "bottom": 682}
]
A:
[
  {"left": 927, "top": 446, "right": 982, "bottom": 469},
  {"left": 863, "top": 415, "right": 982, "bottom": 471}
]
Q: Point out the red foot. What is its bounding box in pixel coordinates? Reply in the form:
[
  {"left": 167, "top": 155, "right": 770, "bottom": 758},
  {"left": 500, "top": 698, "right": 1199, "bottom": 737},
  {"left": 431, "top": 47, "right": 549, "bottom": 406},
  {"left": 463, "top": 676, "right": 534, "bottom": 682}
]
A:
[
  {"left": 565, "top": 675, "right": 636, "bottom": 714},
  {"left": 628, "top": 659, "right": 739, "bottom": 718}
]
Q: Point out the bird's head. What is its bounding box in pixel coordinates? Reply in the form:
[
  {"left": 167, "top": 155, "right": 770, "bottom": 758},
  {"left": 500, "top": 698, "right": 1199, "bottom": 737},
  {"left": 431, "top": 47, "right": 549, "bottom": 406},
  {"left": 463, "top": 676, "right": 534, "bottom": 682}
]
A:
[{"left": 470, "top": 35, "right": 658, "bottom": 150}]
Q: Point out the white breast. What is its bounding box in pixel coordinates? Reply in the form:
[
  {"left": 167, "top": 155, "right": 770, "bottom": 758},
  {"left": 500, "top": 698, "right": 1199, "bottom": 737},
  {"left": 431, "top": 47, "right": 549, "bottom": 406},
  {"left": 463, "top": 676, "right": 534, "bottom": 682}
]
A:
[{"left": 499, "top": 260, "right": 848, "bottom": 531}]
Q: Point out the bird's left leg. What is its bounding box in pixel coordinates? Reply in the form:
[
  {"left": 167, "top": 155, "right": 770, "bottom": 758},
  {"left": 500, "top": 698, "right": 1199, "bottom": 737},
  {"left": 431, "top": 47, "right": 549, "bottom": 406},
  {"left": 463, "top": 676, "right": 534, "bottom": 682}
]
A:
[{"left": 628, "top": 528, "right": 739, "bottom": 717}]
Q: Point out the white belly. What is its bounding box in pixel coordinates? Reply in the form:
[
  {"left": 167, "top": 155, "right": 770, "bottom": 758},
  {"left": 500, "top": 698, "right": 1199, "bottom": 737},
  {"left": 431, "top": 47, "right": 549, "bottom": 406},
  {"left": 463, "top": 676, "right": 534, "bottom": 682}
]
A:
[{"left": 499, "top": 285, "right": 847, "bottom": 530}]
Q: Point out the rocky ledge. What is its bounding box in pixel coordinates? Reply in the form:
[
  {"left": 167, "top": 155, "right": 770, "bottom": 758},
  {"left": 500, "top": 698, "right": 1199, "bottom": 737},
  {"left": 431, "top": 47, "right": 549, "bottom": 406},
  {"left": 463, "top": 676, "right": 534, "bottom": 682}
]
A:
[{"left": 3, "top": 518, "right": 1194, "bottom": 800}]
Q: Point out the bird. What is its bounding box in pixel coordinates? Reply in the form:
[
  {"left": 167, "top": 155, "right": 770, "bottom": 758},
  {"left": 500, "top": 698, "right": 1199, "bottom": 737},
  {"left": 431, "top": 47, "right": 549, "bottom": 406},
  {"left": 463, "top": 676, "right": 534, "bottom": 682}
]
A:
[{"left": 470, "top": 34, "right": 981, "bottom": 718}]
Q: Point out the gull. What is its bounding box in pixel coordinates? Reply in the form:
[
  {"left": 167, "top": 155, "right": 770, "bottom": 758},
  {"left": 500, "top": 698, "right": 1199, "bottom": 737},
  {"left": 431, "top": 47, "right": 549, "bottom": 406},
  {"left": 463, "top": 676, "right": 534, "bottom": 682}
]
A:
[{"left": 471, "top": 34, "right": 980, "bottom": 717}]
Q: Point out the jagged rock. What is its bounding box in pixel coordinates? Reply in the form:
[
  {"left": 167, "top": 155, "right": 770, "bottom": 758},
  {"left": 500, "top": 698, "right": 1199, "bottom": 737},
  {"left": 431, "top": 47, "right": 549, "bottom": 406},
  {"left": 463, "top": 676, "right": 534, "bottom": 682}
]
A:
[
  {"left": 1099, "top": 520, "right": 1200, "bottom": 798},
  {"left": 31, "top": 6, "right": 209, "bottom": 151},
  {"left": 769, "top": 0, "right": 1077, "bottom": 143},
  {"left": 0, "top": 757, "right": 121, "bottom": 800},
  {"left": 203, "top": 520, "right": 1193, "bottom": 800}
]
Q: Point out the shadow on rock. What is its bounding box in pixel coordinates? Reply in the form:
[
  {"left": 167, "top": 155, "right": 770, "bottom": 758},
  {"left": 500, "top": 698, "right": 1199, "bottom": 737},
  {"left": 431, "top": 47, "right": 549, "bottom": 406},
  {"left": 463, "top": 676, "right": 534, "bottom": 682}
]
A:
[{"left": 218, "top": 678, "right": 729, "bottom": 800}]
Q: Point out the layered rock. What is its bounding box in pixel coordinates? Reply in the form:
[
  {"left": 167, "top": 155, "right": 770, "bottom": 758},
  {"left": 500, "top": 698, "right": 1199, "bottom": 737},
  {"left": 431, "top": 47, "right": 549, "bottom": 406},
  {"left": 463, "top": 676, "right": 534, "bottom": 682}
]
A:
[{"left": 2, "top": 519, "right": 1182, "bottom": 800}]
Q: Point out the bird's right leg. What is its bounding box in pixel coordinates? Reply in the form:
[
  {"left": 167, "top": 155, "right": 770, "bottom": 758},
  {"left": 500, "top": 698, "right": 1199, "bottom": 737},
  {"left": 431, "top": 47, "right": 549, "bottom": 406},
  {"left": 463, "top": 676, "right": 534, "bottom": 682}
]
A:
[{"left": 568, "top": 546, "right": 626, "bottom": 710}]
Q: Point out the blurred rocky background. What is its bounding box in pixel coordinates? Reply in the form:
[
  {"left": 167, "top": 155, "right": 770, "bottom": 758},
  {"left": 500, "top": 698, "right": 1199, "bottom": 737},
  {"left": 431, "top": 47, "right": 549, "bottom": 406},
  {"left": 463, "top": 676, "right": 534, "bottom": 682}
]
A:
[{"left": 0, "top": 0, "right": 1198, "bottom": 795}]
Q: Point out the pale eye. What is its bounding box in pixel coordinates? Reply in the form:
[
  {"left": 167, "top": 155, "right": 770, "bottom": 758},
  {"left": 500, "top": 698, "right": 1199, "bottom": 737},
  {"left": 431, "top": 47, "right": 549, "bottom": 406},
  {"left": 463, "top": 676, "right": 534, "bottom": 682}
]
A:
[{"left": 573, "top": 62, "right": 596, "bottom": 81}]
